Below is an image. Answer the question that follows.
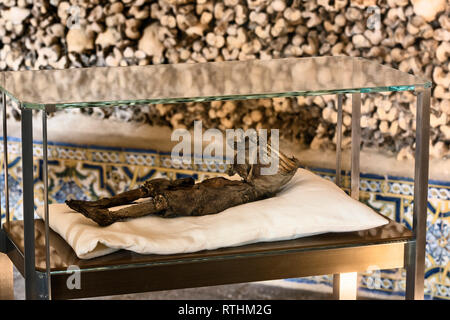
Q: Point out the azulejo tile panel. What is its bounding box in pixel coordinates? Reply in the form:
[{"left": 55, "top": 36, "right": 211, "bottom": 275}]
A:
[
  {"left": 299, "top": 168, "right": 450, "bottom": 300},
  {"left": 0, "top": 137, "right": 449, "bottom": 300}
]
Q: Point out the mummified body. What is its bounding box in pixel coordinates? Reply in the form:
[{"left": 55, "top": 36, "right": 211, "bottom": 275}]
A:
[{"left": 66, "top": 146, "right": 300, "bottom": 226}]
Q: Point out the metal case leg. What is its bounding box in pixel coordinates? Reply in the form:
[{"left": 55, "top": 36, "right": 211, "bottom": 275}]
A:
[
  {"left": 3, "top": 92, "right": 10, "bottom": 226},
  {"left": 350, "top": 92, "right": 361, "bottom": 201},
  {"left": 335, "top": 94, "right": 343, "bottom": 188},
  {"left": 42, "top": 109, "right": 51, "bottom": 299},
  {"left": 1, "top": 92, "right": 13, "bottom": 299},
  {"left": 21, "top": 108, "right": 50, "bottom": 300},
  {"left": 333, "top": 93, "right": 361, "bottom": 300},
  {"left": 21, "top": 108, "right": 44, "bottom": 300},
  {"left": 405, "top": 88, "right": 430, "bottom": 300}
]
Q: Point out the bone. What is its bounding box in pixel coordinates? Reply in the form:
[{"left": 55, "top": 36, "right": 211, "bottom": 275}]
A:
[
  {"left": 66, "top": 28, "right": 94, "bottom": 53},
  {"left": 0, "top": 0, "right": 447, "bottom": 161}
]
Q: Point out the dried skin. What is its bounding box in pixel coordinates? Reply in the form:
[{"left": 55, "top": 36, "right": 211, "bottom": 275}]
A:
[{"left": 66, "top": 149, "right": 300, "bottom": 226}]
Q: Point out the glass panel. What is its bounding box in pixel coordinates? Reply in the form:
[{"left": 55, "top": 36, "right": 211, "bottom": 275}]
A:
[{"left": 0, "top": 56, "right": 431, "bottom": 110}]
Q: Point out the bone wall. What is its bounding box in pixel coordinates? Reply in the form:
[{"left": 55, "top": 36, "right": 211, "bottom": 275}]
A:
[{"left": 0, "top": 0, "right": 448, "bottom": 160}]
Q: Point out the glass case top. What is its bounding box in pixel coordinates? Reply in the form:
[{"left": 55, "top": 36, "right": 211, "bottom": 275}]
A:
[{"left": 0, "top": 56, "right": 431, "bottom": 110}]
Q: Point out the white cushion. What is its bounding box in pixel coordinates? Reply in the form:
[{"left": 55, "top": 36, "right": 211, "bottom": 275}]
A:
[{"left": 37, "top": 168, "right": 388, "bottom": 259}]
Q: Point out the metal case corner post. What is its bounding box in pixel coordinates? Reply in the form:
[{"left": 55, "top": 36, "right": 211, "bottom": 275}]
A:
[
  {"left": 21, "top": 107, "right": 38, "bottom": 299},
  {"left": 21, "top": 107, "right": 50, "bottom": 300},
  {"left": 332, "top": 92, "right": 361, "bottom": 300},
  {"left": 405, "top": 87, "right": 431, "bottom": 300}
]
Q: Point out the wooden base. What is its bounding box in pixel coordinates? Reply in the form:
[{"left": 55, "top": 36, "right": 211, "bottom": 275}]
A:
[
  {"left": 0, "top": 253, "right": 14, "bottom": 300},
  {"left": 333, "top": 272, "right": 358, "bottom": 300}
]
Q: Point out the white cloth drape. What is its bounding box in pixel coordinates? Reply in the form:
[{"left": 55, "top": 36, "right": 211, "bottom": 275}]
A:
[{"left": 37, "top": 169, "right": 388, "bottom": 259}]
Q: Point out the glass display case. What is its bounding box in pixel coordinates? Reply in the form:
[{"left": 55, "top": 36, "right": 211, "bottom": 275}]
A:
[{"left": 0, "top": 56, "right": 431, "bottom": 300}]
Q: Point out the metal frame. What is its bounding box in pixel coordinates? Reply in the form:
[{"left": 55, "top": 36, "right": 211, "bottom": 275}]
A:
[
  {"left": 2, "top": 92, "right": 9, "bottom": 228},
  {"left": 333, "top": 92, "right": 361, "bottom": 299},
  {"left": 0, "top": 92, "right": 5, "bottom": 250},
  {"left": 350, "top": 93, "right": 361, "bottom": 201},
  {"left": 0, "top": 86, "right": 431, "bottom": 300},
  {"left": 405, "top": 88, "right": 431, "bottom": 300},
  {"left": 0, "top": 92, "right": 13, "bottom": 299},
  {"left": 17, "top": 107, "right": 52, "bottom": 300},
  {"left": 42, "top": 108, "right": 52, "bottom": 299},
  {"left": 332, "top": 93, "right": 344, "bottom": 299},
  {"left": 335, "top": 94, "right": 343, "bottom": 188},
  {"left": 21, "top": 107, "right": 39, "bottom": 299},
  {"left": 331, "top": 90, "right": 430, "bottom": 300}
]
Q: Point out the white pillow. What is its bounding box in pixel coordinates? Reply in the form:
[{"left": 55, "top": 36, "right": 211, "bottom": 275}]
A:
[{"left": 37, "top": 168, "right": 388, "bottom": 259}]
